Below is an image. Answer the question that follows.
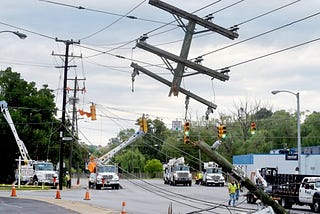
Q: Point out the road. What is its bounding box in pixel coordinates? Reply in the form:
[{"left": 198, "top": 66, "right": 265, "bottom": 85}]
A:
[{"left": 0, "top": 178, "right": 316, "bottom": 213}]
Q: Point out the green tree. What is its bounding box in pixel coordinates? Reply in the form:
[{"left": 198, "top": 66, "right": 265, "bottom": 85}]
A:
[
  {"left": 0, "top": 68, "right": 88, "bottom": 183},
  {"left": 144, "top": 159, "right": 163, "bottom": 178},
  {"left": 301, "top": 111, "right": 320, "bottom": 146}
]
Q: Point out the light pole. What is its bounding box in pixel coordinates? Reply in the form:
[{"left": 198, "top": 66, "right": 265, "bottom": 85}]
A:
[
  {"left": 271, "top": 90, "right": 301, "bottom": 174},
  {"left": 0, "top": 30, "right": 27, "bottom": 39}
]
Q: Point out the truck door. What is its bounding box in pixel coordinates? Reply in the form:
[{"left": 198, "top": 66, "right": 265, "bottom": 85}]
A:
[{"left": 299, "top": 182, "right": 313, "bottom": 203}]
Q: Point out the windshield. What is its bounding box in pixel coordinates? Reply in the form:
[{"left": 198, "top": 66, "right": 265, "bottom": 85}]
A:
[
  {"left": 174, "top": 165, "right": 189, "bottom": 171},
  {"left": 207, "top": 168, "right": 222, "bottom": 173},
  {"left": 98, "top": 165, "right": 117, "bottom": 173},
  {"left": 34, "top": 163, "right": 54, "bottom": 171}
]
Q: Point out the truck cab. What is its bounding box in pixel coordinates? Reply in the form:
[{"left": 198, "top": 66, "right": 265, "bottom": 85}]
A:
[
  {"left": 202, "top": 162, "right": 225, "bottom": 186},
  {"left": 89, "top": 165, "right": 120, "bottom": 190},
  {"left": 31, "top": 161, "right": 58, "bottom": 186},
  {"left": 170, "top": 164, "right": 192, "bottom": 186},
  {"left": 299, "top": 177, "right": 320, "bottom": 212}
]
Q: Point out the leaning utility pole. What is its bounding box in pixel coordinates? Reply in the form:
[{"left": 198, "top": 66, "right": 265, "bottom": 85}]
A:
[
  {"left": 195, "top": 141, "right": 288, "bottom": 214},
  {"left": 132, "top": 0, "right": 238, "bottom": 110},
  {"left": 53, "top": 38, "right": 80, "bottom": 190}
]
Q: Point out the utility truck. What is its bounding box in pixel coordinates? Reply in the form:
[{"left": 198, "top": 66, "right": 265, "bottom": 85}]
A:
[
  {"left": 163, "top": 157, "right": 192, "bottom": 186},
  {"left": 0, "top": 100, "right": 58, "bottom": 186},
  {"left": 89, "top": 126, "right": 146, "bottom": 190},
  {"left": 247, "top": 167, "right": 320, "bottom": 212},
  {"left": 202, "top": 162, "right": 225, "bottom": 186}
]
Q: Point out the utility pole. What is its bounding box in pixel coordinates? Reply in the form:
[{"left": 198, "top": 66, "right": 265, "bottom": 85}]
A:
[
  {"left": 67, "top": 77, "right": 86, "bottom": 182},
  {"left": 53, "top": 38, "right": 80, "bottom": 190},
  {"left": 132, "top": 0, "right": 238, "bottom": 110}
]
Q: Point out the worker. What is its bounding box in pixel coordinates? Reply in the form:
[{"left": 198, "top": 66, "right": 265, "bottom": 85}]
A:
[
  {"left": 87, "top": 156, "right": 97, "bottom": 173},
  {"left": 195, "top": 171, "right": 203, "bottom": 185},
  {"left": 65, "top": 171, "right": 71, "bottom": 188},
  {"left": 235, "top": 180, "right": 241, "bottom": 201},
  {"left": 228, "top": 178, "right": 237, "bottom": 206}
]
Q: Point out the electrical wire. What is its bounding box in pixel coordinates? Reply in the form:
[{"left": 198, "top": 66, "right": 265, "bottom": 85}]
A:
[
  {"left": 79, "top": 0, "right": 147, "bottom": 41},
  {"left": 200, "top": 10, "right": 320, "bottom": 58}
]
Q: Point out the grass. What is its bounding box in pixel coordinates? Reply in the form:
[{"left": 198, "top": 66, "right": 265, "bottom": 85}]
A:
[{"left": 0, "top": 184, "right": 53, "bottom": 190}]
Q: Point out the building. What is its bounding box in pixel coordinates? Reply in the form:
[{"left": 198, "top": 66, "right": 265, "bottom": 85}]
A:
[{"left": 233, "top": 146, "right": 320, "bottom": 176}]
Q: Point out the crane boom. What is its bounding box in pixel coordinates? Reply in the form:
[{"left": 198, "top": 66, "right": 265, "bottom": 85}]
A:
[
  {"left": 0, "top": 100, "right": 31, "bottom": 162},
  {"left": 98, "top": 130, "right": 145, "bottom": 164}
]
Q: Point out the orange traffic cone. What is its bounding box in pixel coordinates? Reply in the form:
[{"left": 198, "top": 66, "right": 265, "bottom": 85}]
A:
[
  {"left": 10, "top": 186, "right": 17, "bottom": 197},
  {"left": 55, "top": 189, "right": 61, "bottom": 199},
  {"left": 121, "top": 201, "right": 127, "bottom": 214},
  {"left": 84, "top": 188, "right": 90, "bottom": 200}
]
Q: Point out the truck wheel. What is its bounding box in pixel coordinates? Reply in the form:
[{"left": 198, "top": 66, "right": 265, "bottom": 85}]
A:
[
  {"left": 96, "top": 184, "right": 101, "bottom": 190},
  {"left": 189, "top": 181, "right": 192, "bottom": 186},
  {"left": 115, "top": 184, "right": 120, "bottom": 190},
  {"left": 280, "top": 198, "right": 292, "bottom": 209},
  {"left": 313, "top": 200, "right": 320, "bottom": 212}
]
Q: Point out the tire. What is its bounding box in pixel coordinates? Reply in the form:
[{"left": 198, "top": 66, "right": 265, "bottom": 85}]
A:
[
  {"left": 280, "top": 197, "right": 292, "bottom": 209},
  {"left": 115, "top": 184, "right": 119, "bottom": 190},
  {"left": 189, "top": 181, "right": 192, "bottom": 186},
  {"left": 313, "top": 200, "right": 320, "bottom": 213},
  {"left": 96, "top": 184, "right": 101, "bottom": 190}
]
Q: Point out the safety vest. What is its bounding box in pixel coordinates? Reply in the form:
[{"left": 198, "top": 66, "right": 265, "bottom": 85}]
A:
[{"left": 228, "top": 183, "right": 237, "bottom": 193}]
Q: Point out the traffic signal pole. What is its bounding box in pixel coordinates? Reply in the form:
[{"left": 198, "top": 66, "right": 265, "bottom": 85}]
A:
[{"left": 195, "top": 141, "right": 288, "bottom": 214}]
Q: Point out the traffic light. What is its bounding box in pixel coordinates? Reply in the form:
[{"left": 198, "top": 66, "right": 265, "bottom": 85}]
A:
[
  {"left": 217, "top": 125, "right": 226, "bottom": 139},
  {"left": 184, "top": 122, "right": 190, "bottom": 144},
  {"left": 250, "top": 122, "right": 256, "bottom": 134},
  {"left": 139, "top": 116, "right": 148, "bottom": 133},
  {"left": 90, "top": 104, "right": 96, "bottom": 120},
  {"left": 221, "top": 125, "right": 226, "bottom": 139}
]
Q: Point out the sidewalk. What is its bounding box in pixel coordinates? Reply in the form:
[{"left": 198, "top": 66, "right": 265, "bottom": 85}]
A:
[{"left": 23, "top": 196, "right": 118, "bottom": 214}]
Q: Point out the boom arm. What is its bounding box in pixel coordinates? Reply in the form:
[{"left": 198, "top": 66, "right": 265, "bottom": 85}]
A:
[
  {"left": 0, "top": 101, "right": 31, "bottom": 162},
  {"left": 98, "top": 130, "right": 145, "bottom": 164}
]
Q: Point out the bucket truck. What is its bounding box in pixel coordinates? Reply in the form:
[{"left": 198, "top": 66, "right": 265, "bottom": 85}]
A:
[
  {"left": 0, "top": 100, "right": 58, "bottom": 186},
  {"left": 163, "top": 157, "right": 192, "bottom": 186},
  {"left": 89, "top": 129, "right": 146, "bottom": 190}
]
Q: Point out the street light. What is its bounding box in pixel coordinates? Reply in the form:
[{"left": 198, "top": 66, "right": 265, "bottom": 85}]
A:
[
  {"left": 0, "top": 30, "right": 27, "bottom": 39},
  {"left": 271, "top": 90, "right": 301, "bottom": 174}
]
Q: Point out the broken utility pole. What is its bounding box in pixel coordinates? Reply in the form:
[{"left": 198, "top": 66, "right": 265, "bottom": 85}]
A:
[
  {"left": 133, "top": 0, "right": 239, "bottom": 109},
  {"left": 195, "top": 141, "right": 288, "bottom": 214}
]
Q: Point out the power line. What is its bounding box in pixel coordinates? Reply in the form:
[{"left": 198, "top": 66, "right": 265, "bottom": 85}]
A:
[
  {"left": 0, "top": 21, "right": 55, "bottom": 40},
  {"left": 222, "top": 36, "right": 320, "bottom": 69},
  {"left": 79, "top": 0, "right": 147, "bottom": 41}
]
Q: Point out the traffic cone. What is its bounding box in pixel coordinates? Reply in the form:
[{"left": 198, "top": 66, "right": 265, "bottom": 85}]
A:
[
  {"left": 55, "top": 188, "right": 61, "bottom": 199},
  {"left": 10, "top": 186, "right": 17, "bottom": 197},
  {"left": 121, "top": 201, "right": 127, "bottom": 214},
  {"left": 84, "top": 188, "right": 90, "bottom": 200}
]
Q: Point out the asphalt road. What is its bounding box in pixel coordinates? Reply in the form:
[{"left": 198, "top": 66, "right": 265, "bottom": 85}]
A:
[
  {"left": 0, "top": 197, "right": 79, "bottom": 214},
  {"left": 0, "top": 178, "right": 317, "bottom": 214}
]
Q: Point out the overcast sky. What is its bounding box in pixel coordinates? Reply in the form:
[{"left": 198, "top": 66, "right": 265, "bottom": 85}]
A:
[{"left": 1, "top": 0, "right": 319, "bottom": 146}]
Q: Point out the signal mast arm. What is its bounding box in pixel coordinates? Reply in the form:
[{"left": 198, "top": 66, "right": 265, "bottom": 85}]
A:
[
  {"left": 98, "top": 130, "right": 145, "bottom": 165},
  {"left": 0, "top": 101, "right": 31, "bottom": 163}
]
